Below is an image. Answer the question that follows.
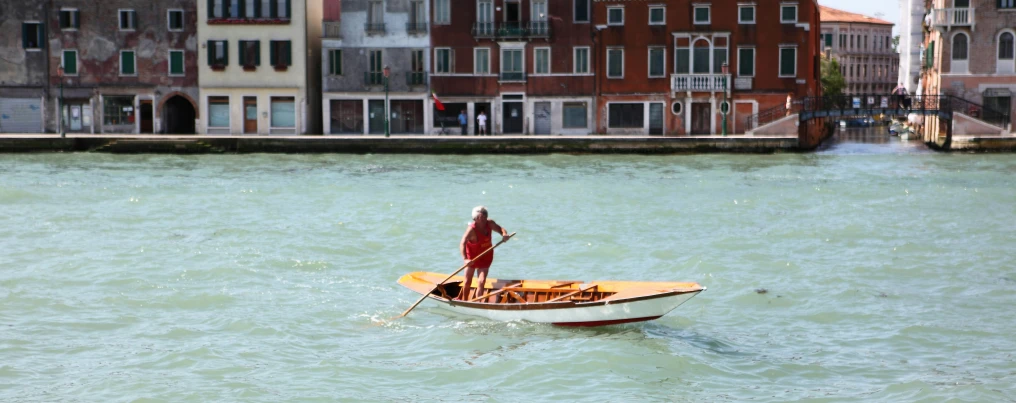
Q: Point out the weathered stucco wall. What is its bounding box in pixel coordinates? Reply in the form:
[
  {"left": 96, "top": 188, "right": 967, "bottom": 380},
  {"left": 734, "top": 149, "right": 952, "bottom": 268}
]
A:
[{"left": 0, "top": 0, "right": 49, "bottom": 88}]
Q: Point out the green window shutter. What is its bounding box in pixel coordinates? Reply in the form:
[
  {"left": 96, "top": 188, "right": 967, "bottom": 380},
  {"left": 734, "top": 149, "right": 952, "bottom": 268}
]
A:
[
  {"left": 131, "top": 11, "right": 137, "bottom": 29},
  {"left": 74, "top": 11, "right": 80, "bottom": 28},
  {"left": 239, "top": 41, "right": 247, "bottom": 65},
  {"left": 208, "top": 0, "right": 214, "bottom": 18},
  {"left": 207, "top": 41, "right": 214, "bottom": 65},
  {"left": 38, "top": 24, "right": 45, "bottom": 49},
  {"left": 64, "top": 51, "right": 77, "bottom": 74},
  {"left": 238, "top": 0, "right": 246, "bottom": 18},
  {"left": 21, "top": 23, "right": 28, "bottom": 48},
  {"left": 283, "top": 41, "right": 291, "bottom": 66},
  {"left": 337, "top": 50, "right": 342, "bottom": 74},
  {"left": 270, "top": 41, "right": 276, "bottom": 65},
  {"left": 60, "top": 12, "right": 69, "bottom": 29},
  {"left": 270, "top": 0, "right": 277, "bottom": 18},
  {"left": 254, "top": 41, "right": 261, "bottom": 65},
  {"left": 224, "top": 41, "right": 229, "bottom": 65},
  {"left": 254, "top": 0, "right": 261, "bottom": 18},
  {"left": 285, "top": 0, "right": 291, "bottom": 18},
  {"left": 123, "top": 51, "right": 135, "bottom": 74},
  {"left": 171, "top": 52, "right": 183, "bottom": 74}
]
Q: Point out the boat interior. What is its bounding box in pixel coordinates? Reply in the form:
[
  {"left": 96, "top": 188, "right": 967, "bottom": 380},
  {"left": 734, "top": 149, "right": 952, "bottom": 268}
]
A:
[{"left": 432, "top": 280, "right": 616, "bottom": 304}]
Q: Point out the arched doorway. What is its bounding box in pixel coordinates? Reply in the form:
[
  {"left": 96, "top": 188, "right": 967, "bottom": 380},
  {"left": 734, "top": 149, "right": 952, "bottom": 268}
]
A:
[{"left": 163, "top": 95, "right": 196, "bottom": 134}]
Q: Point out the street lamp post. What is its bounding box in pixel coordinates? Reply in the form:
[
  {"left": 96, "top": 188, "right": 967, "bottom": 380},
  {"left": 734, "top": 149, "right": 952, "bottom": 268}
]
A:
[
  {"left": 721, "top": 62, "right": 729, "bottom": 137},
  {"left": 57, "top": 67, "right": 65, "bottom": 138},
  {"left": 383, "top": 65, "right": 391, "bottom": 138}
]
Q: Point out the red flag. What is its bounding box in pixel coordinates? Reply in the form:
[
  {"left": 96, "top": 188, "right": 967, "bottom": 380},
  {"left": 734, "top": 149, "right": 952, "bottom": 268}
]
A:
[{"left": 432, "top": 91, "right": 445, "bottom": 111}]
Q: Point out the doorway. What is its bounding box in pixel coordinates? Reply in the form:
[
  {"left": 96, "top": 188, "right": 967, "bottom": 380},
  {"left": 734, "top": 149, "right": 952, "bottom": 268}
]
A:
[
  {"left": 534, "top": 102, "right": 551, "bottom": 134},
  {"left": 243, "top": 97, "right": 258, "bottom": 134},
  {"left": 140, "top": 101, "right": 153, "bottom": 133},
  {"left": 163, "top": 96, "right": 196, "bottom": 134},
  {"left": 649, "top": 103, "right": 664, "bottom": 135},
  {"left": 503, "top": 102, "right": 523, "bottom": 134},
  {"left": 691, "top": 103, "right": 711, "bottom": 134},
  {"left": 368, "top": 100, "right": 386, "bottom": 134},
  {"left": 69, "top": 105, "right": 83, "bottom": 131}
]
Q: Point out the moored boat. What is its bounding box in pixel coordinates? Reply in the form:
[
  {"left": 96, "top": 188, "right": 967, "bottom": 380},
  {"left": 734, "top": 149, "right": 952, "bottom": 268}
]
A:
[{"left": 397, "top": 271, "right": 706, "bottom": 327}]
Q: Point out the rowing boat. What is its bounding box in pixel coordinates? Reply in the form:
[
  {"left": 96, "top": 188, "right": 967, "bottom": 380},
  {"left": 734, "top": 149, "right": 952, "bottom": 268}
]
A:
[{"left": 397, "top": 271, "right": 706, "bottom": 327}]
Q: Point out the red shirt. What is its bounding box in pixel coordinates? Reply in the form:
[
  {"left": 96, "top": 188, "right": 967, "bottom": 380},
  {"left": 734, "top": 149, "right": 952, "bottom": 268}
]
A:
[{"left": 464, "top": 222, "right": 494, "bottom": 269}]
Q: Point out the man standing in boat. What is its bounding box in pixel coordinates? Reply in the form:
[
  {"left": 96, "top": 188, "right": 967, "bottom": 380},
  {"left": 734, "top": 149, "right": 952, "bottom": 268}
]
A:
[{"left": 458, "top": 206, "right": 510, "bottom": 301}]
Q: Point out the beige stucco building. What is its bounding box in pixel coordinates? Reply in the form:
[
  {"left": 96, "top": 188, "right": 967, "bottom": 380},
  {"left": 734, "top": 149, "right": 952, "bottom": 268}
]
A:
[
  {"left": 819, "top": 6, "right": 899, "bottom": 95},
  {"left": 197, "top": 0, "right": 318, "bottom": 134}
]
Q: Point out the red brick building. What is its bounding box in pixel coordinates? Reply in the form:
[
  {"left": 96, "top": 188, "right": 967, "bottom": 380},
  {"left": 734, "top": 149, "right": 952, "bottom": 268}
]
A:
[
  {"left": 593, "top": 0, "right": 821, "bottom": 135},
  {"left": 429, "top": 0, "right": 595, "bottom": 134}
]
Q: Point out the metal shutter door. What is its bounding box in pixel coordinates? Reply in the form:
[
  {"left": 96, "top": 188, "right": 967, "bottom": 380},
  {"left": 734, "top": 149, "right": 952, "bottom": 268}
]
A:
[
  {"left": 534, "top": 102, "right": 551, "bottom": 135},
  {"left": 0, "top": 98, "right": 44, "bottom": 133}
]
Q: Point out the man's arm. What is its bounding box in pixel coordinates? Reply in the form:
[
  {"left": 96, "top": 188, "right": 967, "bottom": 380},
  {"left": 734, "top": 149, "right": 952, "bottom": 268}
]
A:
[{"left": 488, "top": 220, "right": 509, "bottom": 242}]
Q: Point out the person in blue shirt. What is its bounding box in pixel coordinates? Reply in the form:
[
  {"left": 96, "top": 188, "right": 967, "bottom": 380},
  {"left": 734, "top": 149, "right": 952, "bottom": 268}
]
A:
[{"left": 458, "top": 110, "right": 468, "bottom": 135}]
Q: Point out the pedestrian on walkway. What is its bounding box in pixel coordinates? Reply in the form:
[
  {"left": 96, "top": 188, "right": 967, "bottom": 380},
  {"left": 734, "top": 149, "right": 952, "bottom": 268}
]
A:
[
  {"left": 458, "top": 110, "right": 468, "bottom": 135},
  {"left": 477, "top": 110, "right": 488, "bottom": 135}
]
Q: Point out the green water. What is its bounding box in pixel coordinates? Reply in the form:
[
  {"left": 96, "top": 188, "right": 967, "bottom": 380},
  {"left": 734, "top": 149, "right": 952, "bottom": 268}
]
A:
[{"left": 2, "top": 141, "right": 1015, "bottom": 401}]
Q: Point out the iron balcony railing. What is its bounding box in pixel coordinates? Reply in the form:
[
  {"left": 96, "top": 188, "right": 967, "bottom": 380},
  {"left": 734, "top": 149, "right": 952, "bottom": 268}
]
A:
[
  {"left": 406, "top": 22, "right": 428, "bottom": 34},
  {"left": 365, "top": 23, "right": 386, "bottom": 35},
  {"left": 930, "top": 8, "right": 975, "bottom": 31},
  {"left": 364, "top": 72, "right": 385, "bottom": 86},
  {"left": 322, "top": 21, "right": 341, "bottom": 38},
  {"left": 406, "top": 71, "right": 427, "bottom": 86},
  {"left": 527, "top": 21, "right": 550, "bottom": 38},
  {"left": 498, "top": 22, "right": 526, "bottom": 38},
  {"left": 499, "top": 72, "right": 526, "bottom": 82},
  {"left": 671, "top": 73, "right": 730, "bottom": 92}
]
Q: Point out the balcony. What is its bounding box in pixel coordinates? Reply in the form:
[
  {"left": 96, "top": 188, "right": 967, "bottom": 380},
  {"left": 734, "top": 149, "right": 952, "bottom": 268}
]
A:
[
  {"left": 364, "top": 71, "right": 385, "bottom": 86},
  {"left": 365, "top": 23, "right": 386, "bottom": 35},
  {"left": 472, "top": 22, "right": 495, "bottom": 39},
  {"left": 498, "top": 22, "right": 526, "bottom": 39},
  {"left": 527, "top": 21, "right": 551, "bottom": 38},
  {"left": 499, "top": 72, "right": 526, "bottom": 82},
  {"left": 322, "top": 21, "right": 340, "bottom": 39},
  {"left": 406, "top": 71, "right": 427, "bottom": 86},
  {"left": 406, "top": 22, "right": 428, "bottom": 35},
  {"left": 930, "top": 8, "right": 975, "bottom": 32},
  {"left": 671, "top": 73, "right": 731, "bottom": 92}
]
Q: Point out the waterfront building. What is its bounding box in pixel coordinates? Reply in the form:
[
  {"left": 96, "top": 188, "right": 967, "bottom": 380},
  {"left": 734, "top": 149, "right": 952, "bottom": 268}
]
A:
[
  {"left": 922, "top": 0, "right": 1014, "bottom": 133},
  {"left": 428, "top": 0, "right": 595, "bottom": 135},
  {"left": 592, "top": 0, "right": 822, "bottom": 135},
  {"left": 0, "top": 0, "right": 49, "bottom": 133},
  {"left": 322, "top": 0, "right": 432, "bottom": 135},
  {"left": 197, "top": 0, "right": 320, "bottom": 134},
  {"left": 819, "top": 6, "right": 898, "bottom": 95},
  {"left": 2, "top": 0, "right": 199, "bottom": 134}
]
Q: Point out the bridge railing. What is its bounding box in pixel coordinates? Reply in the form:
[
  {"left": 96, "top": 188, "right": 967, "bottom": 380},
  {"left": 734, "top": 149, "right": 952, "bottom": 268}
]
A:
[{"left": 794, "top": 94, "right": 1009, "bottom": 129}]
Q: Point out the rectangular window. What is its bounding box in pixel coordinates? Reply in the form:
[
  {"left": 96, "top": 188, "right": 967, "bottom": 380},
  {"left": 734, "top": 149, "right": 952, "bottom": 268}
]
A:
[
  {"left": 608, "top": 103, "right": 643, "bottom": 128},
  {"left": 411, "top": 49, "right": 424, "bottom": 72},
  {"left": 649, "top": 7, "right": 665, "bottom": 25},
  {"left": 368, "top": 50, "right": 383, "bottom": 84},
  {"left": 434, "top": 0, "right": 450, "bottom": 23},
  {"left": 574, "top": 0, "right": 589, "bottom": 22},
  {"left": 62, "top": 50, "right": 78, "bottom": 75},
  {"left": 738, "top": 47, "right": 754, "bottom": 77},
  {"left": 208, "top": 40, "right": 228, "bottom": 66},
  {"left": 738, "top": 6, "right": 755, "bottom": 24},
  {"left": 676, "top": 47, "right": 689, "bottom": 74},
  {"left": 239, "top": 40, "right": 260, "bottom": 67},
  {"left": 779, "top": 47, "right": 796, "bottom": 77},
  {"left": 119, "top": 10, "right": 136, "bottom": 31},
  {"left": 435, "top": 48, "right": 452, "bottom": 73},
  {"left": 475, "top": 48, "right": 490, "bottom": 74},
  {"left": 168, "top": 10, "right": 184, "bottom": 31},
  {"left": 534, "top": 48, "right": 550, "bottom": 75},
  {"left": 1002, "top": 0, "right": 1016, "bottom": 8},
  {"left": 22, "top": 23, "right": 44, "bottom": 50},
  {"left": 60, "top": 9, "right": 80, "bottom": 30},
  {"left": 269, "top": 40, "right": 291, "bottom": 67},
  {"left": 120, "top": 50, "right": 136, "bottom": 75},
  {"left": 563, "top": 102, "right": 587, "bottom": 128},
  {"left": 607, "top": 7, "right": 624, "bottom": 25},
  {"left": 244, "top": 0, "right": 256, "bottom": 18},
  {"left": 648, "top": 47, "right": 665, "bottom": 78},
  {"left": 329, "top": 49, "right": 343, "bottom": 75},
  {"left": 574, "top": 47, "right": 589, "bottom": 74},
  {"left": 103, "top": 96, "right": 134, "bottom": 126},
  {"left": 271, "top": 97, "right": 295, "bottom": 128},
  {"left": 713, "top": 49, "right": 727, "bottom": 74},
  {"left": 607, "top": 48, "right": 623, "bottom": 78},
  {"left": 367, "top": 0, "right": 383, "bottom": 25},
  {"left": 780, "top": 5, "right": 797, "bottom": 23},
  {"left": 694, "top": 6, "right": 710, "bottom": 24},
  {"left": 501, "top": 49, "right": 523, "bottom": 73},
  {"left": 169, "top": 50, "right": 184, "bottom": 76},
  {"left": 824, "top": 33, "right": 833, "bottom": 47},
  {"left": 208, "top": 96, "right": 230, "bottom": 128}
]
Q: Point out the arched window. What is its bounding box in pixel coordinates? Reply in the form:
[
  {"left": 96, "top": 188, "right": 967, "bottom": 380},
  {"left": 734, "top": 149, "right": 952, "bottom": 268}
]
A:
[
  {"left": 999, "top": 33, "right": 1014, "bottom": 60},
  {"left": 952, "top": 33, "right": 969, "bottom": 60}
]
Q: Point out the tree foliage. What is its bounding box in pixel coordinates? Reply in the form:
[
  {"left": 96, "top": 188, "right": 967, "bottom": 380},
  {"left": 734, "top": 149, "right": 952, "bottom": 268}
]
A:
[{"left": 821, "top": 57, "right": 846, "bottom": 98}]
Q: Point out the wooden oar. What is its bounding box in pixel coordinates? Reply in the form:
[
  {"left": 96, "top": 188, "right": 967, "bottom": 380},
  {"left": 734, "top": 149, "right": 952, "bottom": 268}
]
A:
[{"left": 394, "top": 232, "right": 516, "bottom": 319}]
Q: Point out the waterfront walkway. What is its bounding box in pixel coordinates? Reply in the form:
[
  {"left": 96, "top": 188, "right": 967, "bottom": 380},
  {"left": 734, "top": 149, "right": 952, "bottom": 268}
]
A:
[{"left": 0, "top": 134, "right": 799, "bottom": 154}]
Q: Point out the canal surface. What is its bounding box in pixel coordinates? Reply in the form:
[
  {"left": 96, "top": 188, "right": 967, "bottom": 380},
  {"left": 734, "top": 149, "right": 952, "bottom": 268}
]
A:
[{"left": 2, "top": 145, "right": 1014, "bottom": 401}]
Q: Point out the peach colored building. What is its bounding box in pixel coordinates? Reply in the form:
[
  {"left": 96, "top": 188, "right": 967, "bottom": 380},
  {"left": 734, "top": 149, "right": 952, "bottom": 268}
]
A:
[{"left": 819, "top": 6, "right": 899, "bottom": 95}]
